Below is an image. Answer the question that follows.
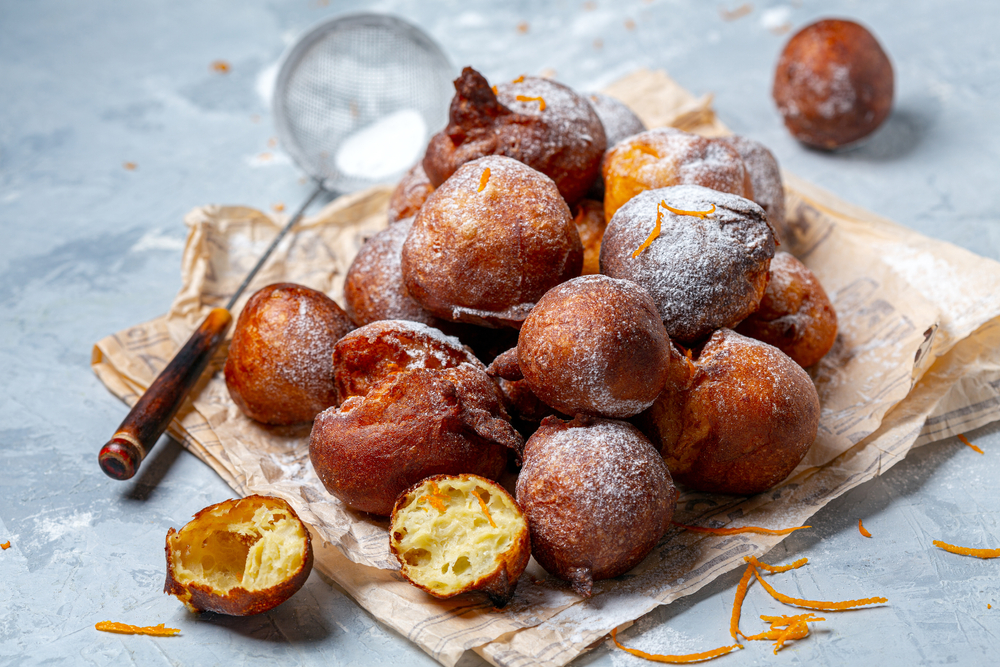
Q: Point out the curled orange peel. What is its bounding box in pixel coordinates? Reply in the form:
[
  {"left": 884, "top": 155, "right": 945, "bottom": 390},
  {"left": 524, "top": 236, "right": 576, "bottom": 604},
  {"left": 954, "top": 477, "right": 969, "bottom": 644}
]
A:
[
  {"left": 859, "top": 519, "right": 872, "bottom": 538},
  {"left": 958, "top": 434, "right": 984, "bottom": 454},
  {"left": 933, "top": 540, "right": 1000, "bottom": 559},
  {"left": 675, "top": 522, "right": 810, "bottom": 536},
  {"left": 95, "top": 621, "right": 179, "bottom": 636},
  {"left": 610, "top": 627, "right": 741, "bottom": 663},
  {"left": 515, "top": 95, "right": 546, "bottom": 111}
]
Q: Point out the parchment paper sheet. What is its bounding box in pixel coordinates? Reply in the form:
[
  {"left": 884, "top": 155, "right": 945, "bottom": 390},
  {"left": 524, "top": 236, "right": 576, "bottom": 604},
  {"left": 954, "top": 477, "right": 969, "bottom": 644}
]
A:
[{"left": 92, "top": 70, "right": 1000, "bottom": 667}]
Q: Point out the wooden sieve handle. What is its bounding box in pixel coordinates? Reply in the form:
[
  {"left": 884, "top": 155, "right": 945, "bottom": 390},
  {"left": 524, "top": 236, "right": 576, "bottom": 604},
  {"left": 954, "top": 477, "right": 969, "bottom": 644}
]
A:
[{"left": 99, "top": 307, "right": 233, "bottom": 480}]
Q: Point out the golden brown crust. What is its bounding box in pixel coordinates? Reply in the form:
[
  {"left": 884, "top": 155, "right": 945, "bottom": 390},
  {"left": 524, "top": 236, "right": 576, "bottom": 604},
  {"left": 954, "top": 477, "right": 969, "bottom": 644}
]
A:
[
  {"left": 602, "top": 127, "right": 753, "bottom": 222},
  {"left": 638, "top": 329, "right": 820, "bottom": 496},
  {"left": 387, "top": 163, "right": 435, "bottom": 223},
  {"left": 736, "top": 251, "right": 838, "bottom": 368},
  {"left": 571, "top": 198, "right": 607, "bottom": 275},
  {"left": 422, "top": 67, "right": 606, "bottom": 205},
  {"left": 515, "top": 415, "right": 677, "bottom": 597},
  {"left": 773, "top": 19, "right": 894, "bottom": 149},
  {"left": 343, "top": 217, "right": 446, "bottom": 328},
  {"left": 402, "top": 155, "right": 583, "bottom": 329},
  {"left": 163, "top": 495, "right": 313, "bottom": 616},
  {"left": 331, "top": 319, "right": 482, "bottom": 406},
  {"left": 224, "top": 283, "right": 353, "bottom": 425},
  {"left": 600, "top": 185, "right": 775, "bottom": 343},
  {"left": 389, "top": 474, "right": 530, "bottom": 608},
  {"left": 310, "top": 364, "right": 522, "bottom": 516},
  {"left": 516, "top": 275, "right": 675, "bottom": 418}
]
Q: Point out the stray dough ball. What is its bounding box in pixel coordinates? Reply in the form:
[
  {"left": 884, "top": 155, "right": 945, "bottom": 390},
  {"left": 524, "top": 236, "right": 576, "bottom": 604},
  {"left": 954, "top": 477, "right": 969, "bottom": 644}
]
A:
[
  {"left": 387, "top": 162, "right": 435, "bottom": 223},
  {"left": 600, "top": 185, "right": 774, "bottom": 343},
  {"left": 637, "top": 329, "right": 820, "bottom": 496},
  {"left": 164, "top": 495, "right": 313, "bottom": 616},
  {"left": 390, "top": 474, "right": 530, "bottom": 608},
  {"left": 602, "top": 127, "right": 753, "bottom": 222},
  {"left": 515, "top": 275, "right": 677, "bottom": 418},
  {"left": 224, "top": 283, "right": 353, "bottom": 425},
  {"left": 402, "top": 155, "right": 583, "bottom": 328},
  {"left": 310, "top": 362, "right": 522, "bottom": 516},
  {"left": 716, "top": 135, "right": 787, "bottom": 243},
  {"left": 515, "top": 415, "right": 677, "bottom": 597},
  {"left": 343, "top": 217, "right": 446, "bottom": 328},
  {"left": 736, "top": 251, "right": 838, "bottom": 368},
  {"left": 773, "top": 19, "right": 894, "bottom": 149},
  {"left": 423, "top": 67, "right": 606, "bottom": 205}
]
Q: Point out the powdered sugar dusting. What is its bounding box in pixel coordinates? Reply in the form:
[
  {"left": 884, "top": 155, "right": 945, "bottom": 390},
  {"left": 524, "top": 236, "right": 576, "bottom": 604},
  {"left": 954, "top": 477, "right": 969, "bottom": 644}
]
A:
[
  {"left": 344, "top": 217, "right": 439, "bottom": 327},
  {"left": 600, "top": 185, "right": 774, "bottom": 342},
  {"left": 586, "top": 92, "right": 646, "bottom": 147},
  {"left": 717, "top": 135, "right": 786, "bottom": 233}
]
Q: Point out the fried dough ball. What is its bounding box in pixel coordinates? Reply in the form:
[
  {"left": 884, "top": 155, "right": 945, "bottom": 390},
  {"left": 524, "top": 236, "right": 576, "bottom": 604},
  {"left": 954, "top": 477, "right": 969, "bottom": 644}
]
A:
[
  {"left": 224, "top": 283, "right": 353, "bottom": 425},
  {"left": 387, "top": 162, "right": 435, "bottom": 223},
  {"left": 602, "top": 127, "right": 753, "bottom": 222},
  {"left": 717, "top": 135, "right": 787, "bottom": 243},
  {"left": 310, "top": 364, "right": 522, "bottom": 516},
  {"left": 343, "top": 217, "right": 446, "bottom": 328},
  {"left": 422, "top": 67, "right": 606, "bottom": 204},
  {"left": 331, "top": 319, "right": 481, "bottom": 405},
  {"left": 637, "top": 329, "right": 820, "bottom": 496},
  {"left": 586, "top": 92, "right": 646, "bottom": 148},
  {"left": 390, "top": 474, "right": 530, "bottom": 608},
  {"left": 736, "top": 251, "right": 837, "bottom": 368},
  {"left": 571, "top": 199, "right": 607, "bottom": 275},
  {"left": 515, "top": 415, "right": 677, "bottom": 597},
  {"left": 402, "top": 155, "right": 583, "bottom": 329},
  {"left": 513, "top": 275, "right": 677, "bottom": 418},
  {"left": 773, "top": 19, "right": 894, "bottom": 149},
  {"left": 600, "top": 185, "right": 775, "bottom": 343},
  {"left": 164, "top": 495, "right": 313, "bottom": 616}
]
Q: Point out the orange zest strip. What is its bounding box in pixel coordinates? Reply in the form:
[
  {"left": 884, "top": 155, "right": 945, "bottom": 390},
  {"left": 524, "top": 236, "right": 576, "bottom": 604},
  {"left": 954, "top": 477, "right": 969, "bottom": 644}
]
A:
[
  {"left": 958, "top": 433, "right": 984, "bottom": 454},
  {"left": 95, "top": 621, "right": 180, "bottom": 637},
  {"left": 729, "top": 562, "right": 755, "bottom": 639},
  {"left": 745, "top": 556, "right": 809, "bottom": 573},
  {"left": 859, "top": 519, "right": 872, "bottom": 538},
  {"left": 1, "top": 541, "right": 10, "bottom": 550},
  {"left": 420, "top": 481, "right": 449, "bottom": 512},
  {"left": 478, "top": 167, "right": 491, "bottom": 192},
  {"left": 512, "top": 75, "right": 526, "bottom": 83},
  {"left": 633, "top": 200, "right": 667, "bottom": 258},
  {"left": 471, "top": 489, "right": 497, "bottom": 527},
  {"left": 610, "top": 628, "right": 741, "bottom": 663},
  {"left": 675, "top": 522, "right": 810, "bottom": 537},
  {"left": 751, "top": 568, "right": 887, "bottom": 610},
  {"left": 933, "top": 540, "right": 1000, "bottom": 559},
  {"left": 515, "top": 94, "right": 546, "bottom": 111},
  {"left": 662, "top": 203, "right": 715, "bottom": 219},
  {"left": 491, "top": 84, "right": 498, "bottom": 95}
]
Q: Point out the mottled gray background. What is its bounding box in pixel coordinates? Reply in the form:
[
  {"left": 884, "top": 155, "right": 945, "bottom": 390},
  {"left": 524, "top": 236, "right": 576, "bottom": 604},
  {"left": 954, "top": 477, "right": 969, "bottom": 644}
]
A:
[{"left": 2, "top": 0, "right": 999, "bottom": 665}]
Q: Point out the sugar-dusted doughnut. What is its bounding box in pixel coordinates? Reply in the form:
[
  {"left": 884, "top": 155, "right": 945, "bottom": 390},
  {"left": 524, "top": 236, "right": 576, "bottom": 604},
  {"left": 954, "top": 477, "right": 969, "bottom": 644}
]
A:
[{"left": 600, "top": 185, "right": 774, "bottom": 343}]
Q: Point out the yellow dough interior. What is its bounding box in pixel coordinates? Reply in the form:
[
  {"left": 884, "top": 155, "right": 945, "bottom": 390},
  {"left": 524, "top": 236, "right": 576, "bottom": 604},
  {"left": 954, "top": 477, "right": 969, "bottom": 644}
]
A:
[
  {"left": 170, "top": 499, "right": 307, "bottom": 593},
  {"left": 392, "top": 477, "right": 522, "bottom": 595}
]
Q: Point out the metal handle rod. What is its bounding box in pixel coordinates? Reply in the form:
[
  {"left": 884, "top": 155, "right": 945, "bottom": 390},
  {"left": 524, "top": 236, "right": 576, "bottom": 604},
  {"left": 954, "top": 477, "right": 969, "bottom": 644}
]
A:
[{"left": 99, "top": 180, "right": 327, "bottom": 480}]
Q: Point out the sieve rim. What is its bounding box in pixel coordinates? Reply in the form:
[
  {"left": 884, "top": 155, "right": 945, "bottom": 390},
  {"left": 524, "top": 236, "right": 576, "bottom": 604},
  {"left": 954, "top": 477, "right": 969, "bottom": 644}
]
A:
[{"left": 271, "top": 12, "right": 454, "bottom": 194}]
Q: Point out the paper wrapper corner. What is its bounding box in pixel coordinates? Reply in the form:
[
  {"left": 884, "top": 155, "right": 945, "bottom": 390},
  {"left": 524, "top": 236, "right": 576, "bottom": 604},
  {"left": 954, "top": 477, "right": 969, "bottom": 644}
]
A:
[{"left": 92, "top": 70, "right": 1000, "bottom": 667}]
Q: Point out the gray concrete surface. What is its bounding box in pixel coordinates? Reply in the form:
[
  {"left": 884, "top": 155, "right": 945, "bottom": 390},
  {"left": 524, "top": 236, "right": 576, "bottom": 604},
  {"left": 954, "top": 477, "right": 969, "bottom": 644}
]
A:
[{"left": 2, "top": 1, "right": 999, "bottom": 665}]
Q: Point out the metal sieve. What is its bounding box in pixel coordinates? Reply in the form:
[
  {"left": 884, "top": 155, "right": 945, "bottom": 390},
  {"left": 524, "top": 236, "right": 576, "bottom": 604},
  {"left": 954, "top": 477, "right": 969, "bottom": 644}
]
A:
[{"left": 99, "top": 13, "right": 454, "bottom": 480}]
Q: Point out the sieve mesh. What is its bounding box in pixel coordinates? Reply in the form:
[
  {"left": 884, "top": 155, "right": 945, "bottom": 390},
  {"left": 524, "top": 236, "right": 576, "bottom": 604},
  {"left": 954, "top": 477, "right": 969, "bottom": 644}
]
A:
[{"left": 272, "top": 13, "right": 454, "bottom": 194}]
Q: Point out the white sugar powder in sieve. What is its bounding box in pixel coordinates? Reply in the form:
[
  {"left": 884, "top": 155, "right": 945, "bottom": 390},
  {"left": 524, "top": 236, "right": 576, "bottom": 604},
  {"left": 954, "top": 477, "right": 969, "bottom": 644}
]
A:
[{"left": 335, "top": 109, "right": 427, "bottom": 180}]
